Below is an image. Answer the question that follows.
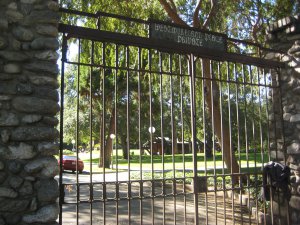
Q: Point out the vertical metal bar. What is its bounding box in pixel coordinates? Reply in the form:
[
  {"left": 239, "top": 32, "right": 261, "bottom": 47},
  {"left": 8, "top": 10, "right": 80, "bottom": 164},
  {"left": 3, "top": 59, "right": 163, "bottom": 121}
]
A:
[
  {"left": 234, "top": 63, "right": 241, "bottom": 170},
  {"left": 179, "top": 55, "right": 187, "bottom": 224},
  {"left": 216, "top": 62, "right": 223, "bottom": 225},
  {"left": 249, "top": 65, "right": 260, "bottom": 223},
  {"left": 257, "top": 67, "right": 264, "bottom": 168},
  {"left": 126, "top": 46, "right": 131, "bottom": 224},
  {"left": 210, "top": 61, "right": 217, "bottom": 225},
  {"left": 148, "top": 49, "right": 155, "bottom": 225},
  {"left": 264, "top": 69, "right": 271, "bottom": 163},
  {"left": 219, "top": 62, "right": 226, "bottom": 225},
  {"left": 201, "top": 59, "right": 208, "bottom": 224},
  {"left": 97, "top": 15, "right": 101, "bottom": 30},
  {"left": 242, "top": 64, "right": 251, "bottom": 223},
  {"left": 59, "top": 33, "right": 67, "bottom": 225},
  {"left": 159, "top": 52, "right": 166, "bottom": 225},
  {"left": 115, "top": 44, "right": 119, "bottom": 225},
  {"left": 262, "top": 68, "right": 268, "bottom": 224},
  {"left": 226, "top": 62, "right": 235, "bottom": 225},
  {"left": 189, "top": 54, "right": 199, "bottom": 225},
  {"left": 257, "top": 67, "right": 266, "bottom": 225},
  {"left": 89, "top": 40, "right": 94, "bottom": 225},
  {"left": 138, "top": 47, "right": 143, "bottom": 225},
  {"left": 234, "top": 63, "right": 243, "bottom": 225},
  {"left": 76, "top": 38, "right": 81, "bottom": 225},
  {"left": 169, "top": 54, "right": 177, "bottom": 225},
  {"left": 102, "top": 42, "right": 107, "bottom": 225}
]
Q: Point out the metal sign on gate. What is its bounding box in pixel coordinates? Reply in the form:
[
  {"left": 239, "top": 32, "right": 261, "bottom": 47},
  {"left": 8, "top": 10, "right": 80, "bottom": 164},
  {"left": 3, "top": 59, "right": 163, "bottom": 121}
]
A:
[{"left": 149, "top": 21, "right": 227, "bottom": 51}]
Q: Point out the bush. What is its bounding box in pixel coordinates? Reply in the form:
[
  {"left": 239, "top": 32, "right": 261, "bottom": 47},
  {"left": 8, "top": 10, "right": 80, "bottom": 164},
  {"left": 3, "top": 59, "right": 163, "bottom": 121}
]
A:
[
  {"left": 63, "top": 149, "right": 74, "bottom": 155},
  {"left": 94, "top": 143, "right": 100, "bottom": 151}
]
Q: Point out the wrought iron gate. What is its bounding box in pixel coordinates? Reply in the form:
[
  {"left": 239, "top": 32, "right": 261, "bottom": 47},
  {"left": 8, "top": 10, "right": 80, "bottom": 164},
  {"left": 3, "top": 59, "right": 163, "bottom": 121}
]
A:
[{"left": 58, "top": 8, "right": 286, "bottom": 225}]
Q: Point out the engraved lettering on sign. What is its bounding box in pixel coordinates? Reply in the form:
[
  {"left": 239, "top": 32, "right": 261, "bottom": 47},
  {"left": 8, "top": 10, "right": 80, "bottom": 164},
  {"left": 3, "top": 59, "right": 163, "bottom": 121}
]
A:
[{"left": 150, "top": 22, "right": 226, "bottom": 51}]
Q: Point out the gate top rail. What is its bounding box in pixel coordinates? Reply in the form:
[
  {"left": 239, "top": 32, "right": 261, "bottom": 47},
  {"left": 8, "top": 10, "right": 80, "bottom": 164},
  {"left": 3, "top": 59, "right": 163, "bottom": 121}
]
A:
[{"left": 59, "top": 7, "right": 285, "bottom": 68}]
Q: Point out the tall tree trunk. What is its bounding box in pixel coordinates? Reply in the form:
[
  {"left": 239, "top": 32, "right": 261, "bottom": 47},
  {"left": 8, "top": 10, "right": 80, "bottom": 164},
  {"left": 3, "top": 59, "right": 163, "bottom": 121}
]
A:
[
  {"left": 202, "top": 59, "right": 240, "bottom": 177},
  {"left": 98, "top": 113, "right": 103, "bottom": 167},
  {"left": 205, "top": 117, "right": 213, "bottom": 158},
  {"left": 120, "top": 134, "right": 128, "bottom": 159},
  {"left": 99, "top": 109, "right": 115, "bottom": 168},
  {"left": 172, "top": 124, "right": 178, "bottom": 154}
]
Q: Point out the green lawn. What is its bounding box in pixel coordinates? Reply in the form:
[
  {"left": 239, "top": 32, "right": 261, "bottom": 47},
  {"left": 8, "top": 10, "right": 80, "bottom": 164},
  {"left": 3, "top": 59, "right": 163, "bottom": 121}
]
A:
[{"left": 78, "top": 149, "right": 268, "bottom": 174}]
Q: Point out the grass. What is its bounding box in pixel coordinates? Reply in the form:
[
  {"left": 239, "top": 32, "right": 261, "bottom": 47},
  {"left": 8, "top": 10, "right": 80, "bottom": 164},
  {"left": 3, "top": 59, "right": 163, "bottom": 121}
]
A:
[{"left": 75, "top": 149, "right": 268, "bottom": 174}]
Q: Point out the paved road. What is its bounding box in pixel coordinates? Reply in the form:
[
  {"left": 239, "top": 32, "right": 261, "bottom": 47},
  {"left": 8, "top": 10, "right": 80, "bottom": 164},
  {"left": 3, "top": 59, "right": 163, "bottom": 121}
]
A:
[{"left": 56, "top": 172, "right": 259, "bottom": 225}]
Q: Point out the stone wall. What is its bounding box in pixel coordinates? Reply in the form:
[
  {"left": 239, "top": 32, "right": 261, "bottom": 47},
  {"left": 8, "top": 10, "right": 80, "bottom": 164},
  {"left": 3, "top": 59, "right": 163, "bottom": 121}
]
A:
[
  {"left": 266, "top": 15, "right": 300, "bottom": 225},
  {"left": 0, "top": 0, "right": 60, "bottom": 224}
]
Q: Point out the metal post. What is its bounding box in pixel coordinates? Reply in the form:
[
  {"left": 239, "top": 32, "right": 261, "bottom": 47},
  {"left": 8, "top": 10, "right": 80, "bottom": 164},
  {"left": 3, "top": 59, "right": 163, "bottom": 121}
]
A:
[{"left": 189, "top": 54, "right": 199, "bottom": 225}]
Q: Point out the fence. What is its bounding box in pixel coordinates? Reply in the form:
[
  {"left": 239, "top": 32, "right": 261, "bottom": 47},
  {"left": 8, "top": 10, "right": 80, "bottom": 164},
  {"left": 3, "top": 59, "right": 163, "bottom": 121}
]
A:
[{"left": 58, "top": 8, "right": 286, "bottom": 224}]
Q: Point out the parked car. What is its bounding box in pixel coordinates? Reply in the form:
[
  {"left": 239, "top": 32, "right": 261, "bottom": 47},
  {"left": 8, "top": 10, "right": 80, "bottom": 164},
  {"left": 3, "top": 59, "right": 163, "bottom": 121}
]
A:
[{"left": 59, "top": 155, "right": 84, "bottom": 173}]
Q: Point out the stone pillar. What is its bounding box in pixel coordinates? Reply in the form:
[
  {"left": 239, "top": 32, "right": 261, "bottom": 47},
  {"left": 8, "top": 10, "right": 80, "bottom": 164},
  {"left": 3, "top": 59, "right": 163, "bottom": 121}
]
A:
[
  {"left": 266, "top": 15, "right": 300, "bottom": 225},
  {"left": 0, "top": 0, "right": 60, "bottom": 224}
]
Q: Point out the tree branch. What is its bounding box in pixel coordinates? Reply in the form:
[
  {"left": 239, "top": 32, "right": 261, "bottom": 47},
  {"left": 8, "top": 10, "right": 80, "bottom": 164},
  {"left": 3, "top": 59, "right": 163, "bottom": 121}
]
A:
[
  {"left": 158, "top": 0, "right": 187, "bottom": 26},
  {"left": 193, "top": 0, "right": 203, "bottom": 28},
  {"left": 169, "top": 0, "right": 177, "bottom": 13},
  {"left": 252, "top": 1, "right": 262, "bottom": 43},
  {"left": 203, "top": 0, "right": 217, "bottom": 29}
]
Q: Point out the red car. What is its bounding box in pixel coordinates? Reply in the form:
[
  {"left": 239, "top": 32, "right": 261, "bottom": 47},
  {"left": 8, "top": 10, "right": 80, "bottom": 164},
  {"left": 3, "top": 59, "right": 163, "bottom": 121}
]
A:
[{"left": 59, "top": 155, "right": 84, "bottom": 173}]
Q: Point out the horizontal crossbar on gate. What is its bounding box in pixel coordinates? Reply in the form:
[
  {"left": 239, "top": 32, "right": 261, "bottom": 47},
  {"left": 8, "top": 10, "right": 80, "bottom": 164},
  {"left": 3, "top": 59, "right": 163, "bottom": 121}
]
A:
[{"left": 58, "top": 23, "right": 284, "bottom": 69}]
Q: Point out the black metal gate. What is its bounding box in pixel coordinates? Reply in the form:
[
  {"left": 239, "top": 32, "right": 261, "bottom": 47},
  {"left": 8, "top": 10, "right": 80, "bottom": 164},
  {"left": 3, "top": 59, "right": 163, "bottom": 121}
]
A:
[{"left": 58, "top": 8, "right": 286, "bottom": 225}]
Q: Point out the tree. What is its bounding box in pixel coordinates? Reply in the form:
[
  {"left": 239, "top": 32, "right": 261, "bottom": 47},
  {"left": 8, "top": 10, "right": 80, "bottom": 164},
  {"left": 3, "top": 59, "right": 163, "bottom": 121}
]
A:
[
  {"left": 156, "top": 0, "right": 299, "bottom": 181},
  {"left": 158, "top": 0, "right": 241, "bottom": 177}
]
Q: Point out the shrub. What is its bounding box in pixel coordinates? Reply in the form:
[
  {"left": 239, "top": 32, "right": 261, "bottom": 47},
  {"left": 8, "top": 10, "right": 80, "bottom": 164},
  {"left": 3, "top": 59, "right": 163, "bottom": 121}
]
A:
[{"left": 63, "top": 149, "right": 74, "bottom": 155}]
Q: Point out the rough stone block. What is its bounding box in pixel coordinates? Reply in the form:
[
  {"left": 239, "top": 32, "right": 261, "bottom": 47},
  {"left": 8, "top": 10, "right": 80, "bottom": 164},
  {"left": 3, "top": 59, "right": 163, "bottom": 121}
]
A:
[
  {"left": 24, "top": 156, "right": 58, "bottom": 178},
  {"left": 3, "top": 63, "right": 21, "bottom": 74},
  {"left": 290, "top": 196, "right": 300, "bottom": 210},
  {"left": 16, "top": 83, "right": 33, "bottom": 95},
  {"left": 24, "top": 60, "right": 59, "bottom": 75},
  {"left": 19, "top": 181, "right": 33, "bottom": 196},
  {"left": 12, "top": 96, "right": 59, "bottom": 115},
  {"left": 11, "top": 126, "right": 59, "bottom": 141},
  {"left": 0, "top": 18, "right": 8, "bottom": 30},
  {"left": 0, "top": 199, "right": 30, "bottom": 212},
  {"left": 36, "top": 25, "right": 58, "bottom": 37},
  {"left": 36, "top": 179, "right": 58, "bottom": 202},
  {"left": 290, "top": 114, "right": 300, "bottom": 122},
  {"left": 38, "top": 142, "right": 59, "bottom": 155},
  {"left": 26, "top": 10, "right": 60, "bottom": 24},
  {"left": 35, "top": 50, "right": 59, "bottom": 61},
  {"left": 8, "top": 176, "right": 24, "bottom": 189},
  {"left": 21, "top": 114, "right": 42, "bottom": 124},
  {"left": 0, "top": 36, "right": 8, "bottom": 50},
  {"left": 8, "top": 142, "right": 36, "bottom": 160},
  {"left": 35, "top": 87, "right": 59, "bottom": 101},
  {"left": 0, "top": 187, "right": 18, "bottom": 198},
  {"left": 287, "top": 142, "right": 300, "bottom": 154},
  {"left": 29, "top": 76, "right": 59, "bottom": 88},
  {"left": 42, "top": 116, "right": 59, "bottom": 126},
  {"left": 0, "top": 50, "right": 29, "bottom": 62},
  {"left": 22, "top": 204, "right": 59, "bottom": 223},
  {"left": 31, "top": 38, "right": 59, "bottom": 50},
  {"left": 12, "top": 26, "right": 34, "bottom": 41},
  {"left": 6, "top": 10, "right": 24, "bottom": 23},
  {"left": 21, "top": 0, "right": 37, "bottom": 3},
  {"left": 0, "top": 110, "right": 19, "bottom": 126}
]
